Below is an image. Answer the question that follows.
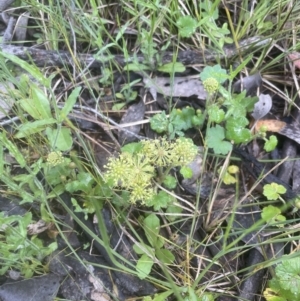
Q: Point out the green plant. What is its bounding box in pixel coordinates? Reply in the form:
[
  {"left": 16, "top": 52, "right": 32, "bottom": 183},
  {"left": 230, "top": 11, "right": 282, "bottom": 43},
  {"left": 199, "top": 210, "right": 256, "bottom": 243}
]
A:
[
  {"left": 0, "top": 212, "right": 57, "bottom": 278},
  {"left": 264, "top": 256, "right": 300, "bottom": 301},
  {"left": 150, "top": 107, "right": 205, "bottom": 139},
  {"left": 104, "top": 137, "right": 198, "bottom": 207},
  {"left": 133, "top": 213, "right": 175, "bottom": 279}
]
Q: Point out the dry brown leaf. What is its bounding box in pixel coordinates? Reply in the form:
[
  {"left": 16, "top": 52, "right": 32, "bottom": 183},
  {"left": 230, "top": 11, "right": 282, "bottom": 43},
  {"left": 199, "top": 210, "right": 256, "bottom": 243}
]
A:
[
  {"left": 288, "top": 52, "right": 300, "bottom": 69},
  {"left": 255, "top": 119, "right": 286, "bottom": 132}
]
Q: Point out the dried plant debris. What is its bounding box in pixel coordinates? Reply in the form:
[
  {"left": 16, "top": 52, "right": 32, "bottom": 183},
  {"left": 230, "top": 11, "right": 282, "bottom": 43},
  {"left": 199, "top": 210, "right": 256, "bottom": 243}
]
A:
[
  {"left": 233, "top": 72, "right": 262, "bottom": 95},
  {"left": 14, "top": 12, "right": 30, "bottom": 44},
  {"left": 256, "top": 119, "right": 300, "bottom": 144},
  {"left": 144, "top": 76, "right": 207, "bottom": 101},
  {"left": 0, "top": 0, "right": 14, "bottom": 12},
  {"left": 118, "top": 100, "right": 145, "bottom": 145},
  {"left": 252, "top": 94, "right": 272, "bottom": 120}
]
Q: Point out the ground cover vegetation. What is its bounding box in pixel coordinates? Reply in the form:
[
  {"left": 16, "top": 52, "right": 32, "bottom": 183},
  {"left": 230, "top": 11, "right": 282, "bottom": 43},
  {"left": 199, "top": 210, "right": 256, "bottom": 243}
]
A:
[{"left": 1, "top": 0, "right": 300, "bottom": 300}]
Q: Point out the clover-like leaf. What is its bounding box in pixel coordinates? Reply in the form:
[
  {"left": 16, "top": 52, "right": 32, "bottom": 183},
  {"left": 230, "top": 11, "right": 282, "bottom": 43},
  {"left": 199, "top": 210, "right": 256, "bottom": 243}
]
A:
[{"left": 263, "top": 183, "right": 287, "bottom": 201}]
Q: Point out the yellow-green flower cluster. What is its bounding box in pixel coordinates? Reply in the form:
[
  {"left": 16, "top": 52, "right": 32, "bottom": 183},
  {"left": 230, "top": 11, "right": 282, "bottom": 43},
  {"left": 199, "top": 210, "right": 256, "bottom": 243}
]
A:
[
  {"left": 104, "top": 153, "right": 155, "bottom": 204},
  {"left": 141, "top": 137, "right": 198, "bottom": 167},
  {"left": 141, "top": 137, "right": 173, "bottom": 167},
  {"left": 171, "top": 137, "right": 198, "bottom": 165},
  {"left": 46, "top": 151, "right": 64, "bottom": 166},
  {"left": 104, "top": 137, "right": 198, "bottom": 205},
  {"left": 203, "top": 77, "right": 219, "bottom": 94}
]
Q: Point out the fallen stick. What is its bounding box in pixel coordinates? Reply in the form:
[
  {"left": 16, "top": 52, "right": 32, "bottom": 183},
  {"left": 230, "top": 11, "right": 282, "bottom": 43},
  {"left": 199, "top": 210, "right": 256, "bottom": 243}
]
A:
[{"left": 0, "top": 36, "right": 271, "bottom": 69}]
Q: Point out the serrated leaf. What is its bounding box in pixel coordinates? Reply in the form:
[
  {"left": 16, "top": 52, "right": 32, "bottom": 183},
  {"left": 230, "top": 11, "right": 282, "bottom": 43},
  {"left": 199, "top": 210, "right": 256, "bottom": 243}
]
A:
[
  {"left": 225, "top": 117, "right": 252, "bottom": 143},
  {"left": 200, "top": 64, "right": 228, "bottom": 83},
  {"left": 166, "top": 203, "right": 182, "bottom": 222},
  {"left": 163, "top": 175, "right": 177, "bottom": 189},
  {"left": 276, "top": 257, "right": 300, "bottom": 295},
  {"left": 146, "top": 191, "right": 175, "bottom": 211},
  {"left": 136, "top": 254, "right": 154, "bottom": 279},
  {"left": 150, "top": 111, "right": 168, "bottom": 133}
]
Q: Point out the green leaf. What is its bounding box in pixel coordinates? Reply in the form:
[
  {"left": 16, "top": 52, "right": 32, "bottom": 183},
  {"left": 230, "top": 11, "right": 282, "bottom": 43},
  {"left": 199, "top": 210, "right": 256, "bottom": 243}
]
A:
[
  {"left": 166, "top": 202, "right": 183, "bottom": 222},
  {"left": 200, "top": 64, "right": 228, "bottom": 84},
  {"left": 155, "top": 248, "right": 175, "bottom": 264},
  {"left": 136, "top": 254, "right": 154, "bottom": 279},
  {"left": 261, "top": 205, "right": 286, "bottom": 226},
  {"left": 206, "top": 125, "right": 232, "bottom": 155},
  {"left": 276, "top": 257, "right": 300, "bottom": 296},
  {"left": 133, "top": 243, "right": 154, "bottom": 255},
  {"left": 0, "top": 52, "right": 51, "bottom": 87},
  {"left": 22, "top": 85, "right": 52, "bottom": 119},
  {"left": 66, "top": 172, "right": 94, "bottom": 193},
  {"left": 264, "top": 135, "right": 278, "bottom": 152},
  {"left": 112, "top": 102, "right": 126, "bottom": 110},
  {"left": 225, "top": 116, "right": 252, "bottom": 143},
  {"left": 176, "top": 16, "right": 197, "bottom": 38},
  {"left": 163, "top": 175, "right": 177, "bottom": 189},
  {"left": 207, "top": 104, "right": 225, "bottom": 123},
  {"left": 124, "top": 63, "right": 150, "bottom": 71},
  {"left": 180, "top": 166, "right": 193, "bottom": 179},
  {"left": 121, "top": 142, "right": 143, "bottom": 154},
  {"left": 0, "top": 132, "right": 26, "bottom": 167},
  {"left": 143, "top": 213, "right": 162, "bottom": 248},
  {"left": 263, "top": 183, "right": 287, "bottom": 201},
  {"left": 59, "top": 87, "right": 81, "bottom": 121},
  {"left": 15, "top": 118, "right": 57, "bottom": 138},
  {"left": 147, "top": 191, "right": 175, "bottom": 211},
  {"left": 150, "top": 111, "right": 168, "bottom": 133},
  {"left": 158, "top": 62, "right": 186, "bottom": 73},
  {"left": 46, "top": 127, "right": 73, "bottom": 151},
  {"left": 152, "top": 290, "right": 174, "bottom": 301}
]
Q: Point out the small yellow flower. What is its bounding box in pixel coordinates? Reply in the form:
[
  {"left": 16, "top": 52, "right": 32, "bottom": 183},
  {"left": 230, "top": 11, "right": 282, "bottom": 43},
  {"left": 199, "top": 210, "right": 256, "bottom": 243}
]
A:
[
  {"left": 203, "top": 77, "right": 219, "bottom": 94},
  {"left": 47, "top": 151, "right": 64, "bottom": 166}
]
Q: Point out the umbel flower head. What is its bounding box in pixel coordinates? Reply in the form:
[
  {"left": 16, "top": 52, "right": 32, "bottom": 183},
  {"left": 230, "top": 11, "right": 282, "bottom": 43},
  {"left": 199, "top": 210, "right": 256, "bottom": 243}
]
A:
[
  {"left": 103, "top": 137, "right": 198, "bottom": 205},
  {"left": 104, "top": 152, "right": 155, "bottom": 204},
  {"left": 170, "top": 137, "right": 198, "bottom": 166},
  {"left": 203, "top": 77, "right": 219, "bottom": 94},
  {"left": 47, "top": 151, "right": 64, "bottom": 166},
  {"left": 141, "top": 137, "right": 173, "bottom": 167}
]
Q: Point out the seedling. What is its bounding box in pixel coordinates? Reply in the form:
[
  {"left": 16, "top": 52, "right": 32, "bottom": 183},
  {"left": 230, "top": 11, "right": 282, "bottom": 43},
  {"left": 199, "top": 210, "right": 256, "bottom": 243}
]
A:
[{"left": 133, "top": 213, "right": 175, "bottom": 279}]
